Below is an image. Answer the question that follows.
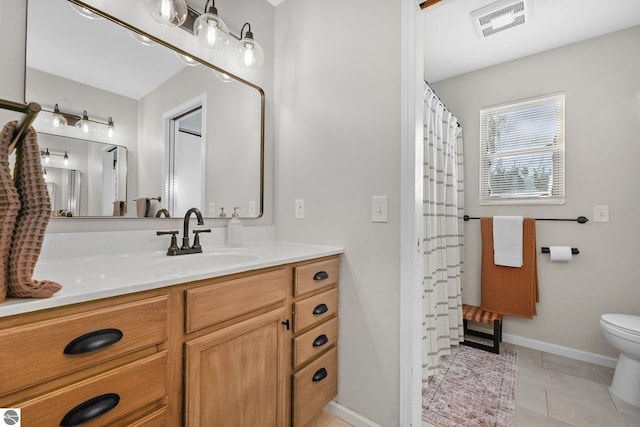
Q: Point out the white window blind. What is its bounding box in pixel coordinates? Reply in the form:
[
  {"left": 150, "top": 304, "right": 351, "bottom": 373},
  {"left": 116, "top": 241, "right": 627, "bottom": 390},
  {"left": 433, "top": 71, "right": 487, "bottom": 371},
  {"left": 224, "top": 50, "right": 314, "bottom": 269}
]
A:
[{"left": 480, "top": 92, "right": 565, "bottom": 205}]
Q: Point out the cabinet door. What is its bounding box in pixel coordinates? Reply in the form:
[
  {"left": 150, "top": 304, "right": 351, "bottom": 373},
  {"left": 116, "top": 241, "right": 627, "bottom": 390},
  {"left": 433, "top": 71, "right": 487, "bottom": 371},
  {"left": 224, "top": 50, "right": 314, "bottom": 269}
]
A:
[{"left": 185, "top": 308, "right": 287, "bottom": 427}]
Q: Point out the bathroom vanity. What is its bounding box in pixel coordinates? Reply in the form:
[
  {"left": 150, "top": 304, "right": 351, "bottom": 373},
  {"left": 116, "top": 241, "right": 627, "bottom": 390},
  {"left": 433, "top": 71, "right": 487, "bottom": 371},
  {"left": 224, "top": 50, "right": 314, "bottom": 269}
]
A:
[{"left": 0, "top": 242, "right": 341, "bottom": 427}]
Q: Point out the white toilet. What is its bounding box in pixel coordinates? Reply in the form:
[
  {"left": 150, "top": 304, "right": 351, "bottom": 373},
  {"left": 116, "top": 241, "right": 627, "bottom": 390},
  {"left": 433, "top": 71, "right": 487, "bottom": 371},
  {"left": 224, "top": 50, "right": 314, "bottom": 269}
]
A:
[{"left": 600, "top": 313, "right": 640, "bottom": 407}]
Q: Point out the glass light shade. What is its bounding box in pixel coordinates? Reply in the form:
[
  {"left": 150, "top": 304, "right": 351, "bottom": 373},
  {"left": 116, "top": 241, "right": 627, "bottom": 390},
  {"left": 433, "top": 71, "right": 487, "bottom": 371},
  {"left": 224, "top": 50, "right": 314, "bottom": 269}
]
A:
[
  {"left": 176, "top": 52, "right": 199, "bottom": 67},
  {"left": 63, "top": 151, "right": 69, "bottom": 166},
  {"left": 44, "top": 149, "right": 51, "bottom": 164},
  {"left": 69, "top": 3, "right": 102, "bottom": 20},
  {"left": 51, "top": 104, "right": 67, "bottom": 128},
  {"left": 213, "top": 70, "right": 233, "bottom": 83},
  {"left": 143, "top": 0, "right": 187, "bottom": 27},
  {"left": 130, "top": 31, "right": 155, "bottom": 46},
  {"left": 238, "top": 37, "right": 264, "bottom": 70},
  {"left": 107, "top": 117, "right": 115, "bottom": 138},
  {"left": 76, "top": 111, "right": 91, "bottom": 133},
  {"left": 193, "top": 12, "right": 230, "bottom": 50}
]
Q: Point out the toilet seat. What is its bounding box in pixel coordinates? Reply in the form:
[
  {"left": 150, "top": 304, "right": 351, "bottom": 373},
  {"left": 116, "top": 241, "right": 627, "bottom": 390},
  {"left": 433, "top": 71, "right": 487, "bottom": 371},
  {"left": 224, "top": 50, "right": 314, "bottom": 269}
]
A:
[{"left": 601, "top": 314, "right": 640, "bottom": 341}]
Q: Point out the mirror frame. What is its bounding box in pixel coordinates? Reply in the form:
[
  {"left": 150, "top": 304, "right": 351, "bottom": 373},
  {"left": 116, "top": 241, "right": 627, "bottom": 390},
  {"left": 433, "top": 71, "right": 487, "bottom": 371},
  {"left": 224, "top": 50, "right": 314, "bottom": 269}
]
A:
[{"left": 26, "top": 0, "right": 266, "bottom": 219}]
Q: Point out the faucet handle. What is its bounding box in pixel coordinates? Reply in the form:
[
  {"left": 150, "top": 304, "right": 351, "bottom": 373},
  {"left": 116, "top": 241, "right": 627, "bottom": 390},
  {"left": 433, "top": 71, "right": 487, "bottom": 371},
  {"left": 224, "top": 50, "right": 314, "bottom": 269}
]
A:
[
  {"left": 156, "top": 230, "right": 180, "bottom": 255},
  {"left": 192, "top": 228, "right": 212, "bottom": 250}
]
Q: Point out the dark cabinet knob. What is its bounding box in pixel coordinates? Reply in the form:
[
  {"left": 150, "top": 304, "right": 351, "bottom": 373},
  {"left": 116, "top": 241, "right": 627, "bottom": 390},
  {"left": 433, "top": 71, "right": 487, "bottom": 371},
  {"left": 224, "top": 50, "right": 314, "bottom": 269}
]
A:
[
  {"left": 63, "top": 329, "right": 123, "bottom": 355},
  {"left": 312, "top": 303, "right": 328, "bottom": 316},
  {"left": 312, "top": 368, "right": 328, "bottom": 382},
  {"left": 60, "top": 393, "right": 120, "bottom": 426},
  {"left": 313, "top": 271, "right": 329, "bottom": 281},
  {"left": 312, "top": 334, "right": 329, "bottom": 347}
]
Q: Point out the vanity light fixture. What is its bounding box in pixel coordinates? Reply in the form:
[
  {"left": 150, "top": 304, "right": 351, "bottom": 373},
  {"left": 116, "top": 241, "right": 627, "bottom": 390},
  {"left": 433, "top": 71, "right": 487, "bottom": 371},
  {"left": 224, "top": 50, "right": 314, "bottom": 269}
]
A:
[
  {"left": 107, "top": 117, "right": 115, "bottom": 138},
  {"left": 237, "top": 23, "right": 264, "bottom": 70},
  {"left": 213, "top": 70, "right": 233, "bottom": 83},
  {"left": 143, "top": 2, "right": 265, "bottom": 70},
  {"left": 77, "top": 111, "right": 91, "bottom": 133},
  {"left": 130, "top": 31, "right": 156, "bottom": 46},
  {"left": 193, "top": 0, "right": 230, "bottom": 50},
  {"left": 41, "top": 149, "right": 70, "bottom": 165},
  {"left": 51, "top": 104, "right": 67, "bottom": 128},
  {"left": 143, "top": 0, "right": 188, "bottom": 27}
]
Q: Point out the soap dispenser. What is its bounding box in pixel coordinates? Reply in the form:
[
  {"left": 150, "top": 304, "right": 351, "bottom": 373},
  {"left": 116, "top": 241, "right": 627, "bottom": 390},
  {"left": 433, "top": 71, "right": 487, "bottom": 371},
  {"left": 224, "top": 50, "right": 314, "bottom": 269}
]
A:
[{"left": 227, "top": 207, "right": 243, "bottom": 247}]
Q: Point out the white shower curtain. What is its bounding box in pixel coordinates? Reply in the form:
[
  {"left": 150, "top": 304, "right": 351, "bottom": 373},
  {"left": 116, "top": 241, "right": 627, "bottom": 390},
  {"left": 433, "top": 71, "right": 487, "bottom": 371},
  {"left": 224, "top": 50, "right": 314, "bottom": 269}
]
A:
[{"left": 422, "top": 87, "right": 465, "bottom": 378}]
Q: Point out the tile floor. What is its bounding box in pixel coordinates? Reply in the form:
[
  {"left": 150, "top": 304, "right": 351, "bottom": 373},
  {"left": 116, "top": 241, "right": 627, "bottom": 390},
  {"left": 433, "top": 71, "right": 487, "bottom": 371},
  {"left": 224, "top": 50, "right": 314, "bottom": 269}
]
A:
[{"left": 310, "top": 343, "right": 640, "bottom": 427}]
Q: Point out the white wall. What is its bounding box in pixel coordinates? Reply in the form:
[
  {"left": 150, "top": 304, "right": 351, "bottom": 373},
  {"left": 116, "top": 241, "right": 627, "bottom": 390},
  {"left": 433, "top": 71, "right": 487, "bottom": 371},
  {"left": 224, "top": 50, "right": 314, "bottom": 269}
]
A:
[
  {"left": 274, "top": 1, "right": 402, "bottom": 425},
  {"left": 433, "top": 25, "right": 640, "bottom": 358}
]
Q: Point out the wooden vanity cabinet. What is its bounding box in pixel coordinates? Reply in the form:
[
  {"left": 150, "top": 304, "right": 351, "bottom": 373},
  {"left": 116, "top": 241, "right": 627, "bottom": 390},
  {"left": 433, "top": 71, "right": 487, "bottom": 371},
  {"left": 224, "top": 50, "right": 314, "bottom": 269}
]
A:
[
  {"left": 0, "top": 290, "right": 171, "bottom": 426},
  {"left": 290, "top": 257, "right": 340, "bottom": 427},
  {"left": 0, "top": 254, "right": 340, "bottom": 427},
  {"left": 183, "top": 268, "right": 290, "bottom": 427}
]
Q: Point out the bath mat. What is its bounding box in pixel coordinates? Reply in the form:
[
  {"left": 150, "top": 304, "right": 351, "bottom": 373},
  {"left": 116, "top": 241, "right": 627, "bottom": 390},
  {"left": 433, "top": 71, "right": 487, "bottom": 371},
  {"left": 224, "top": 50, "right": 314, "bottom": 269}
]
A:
[{"left": 422, "top": 344, "right": 517, "bottom": 427}]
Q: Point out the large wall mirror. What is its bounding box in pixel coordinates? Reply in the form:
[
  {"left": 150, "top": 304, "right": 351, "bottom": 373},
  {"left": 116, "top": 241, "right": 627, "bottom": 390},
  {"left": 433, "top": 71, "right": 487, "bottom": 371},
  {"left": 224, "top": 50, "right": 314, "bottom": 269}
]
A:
[{"left": 25, "top": 0, "right": 264, "bottom": 219}]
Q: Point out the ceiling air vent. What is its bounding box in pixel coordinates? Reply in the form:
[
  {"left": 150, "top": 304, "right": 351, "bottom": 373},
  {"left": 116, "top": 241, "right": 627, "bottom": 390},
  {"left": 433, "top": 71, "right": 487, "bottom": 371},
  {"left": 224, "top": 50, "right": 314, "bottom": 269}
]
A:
[{"left": 470, "top": 0, "right": 532, "bottom": 38}]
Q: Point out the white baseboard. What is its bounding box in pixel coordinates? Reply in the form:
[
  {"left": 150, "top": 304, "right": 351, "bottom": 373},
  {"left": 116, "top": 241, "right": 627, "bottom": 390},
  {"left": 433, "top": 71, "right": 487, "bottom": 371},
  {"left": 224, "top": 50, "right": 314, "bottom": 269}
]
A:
[
  {"left": 502, "top": 333, "right": 618, "bottom": 369},
  {"left": 324, "top": 401, "right": 383, "bottom": 427}
]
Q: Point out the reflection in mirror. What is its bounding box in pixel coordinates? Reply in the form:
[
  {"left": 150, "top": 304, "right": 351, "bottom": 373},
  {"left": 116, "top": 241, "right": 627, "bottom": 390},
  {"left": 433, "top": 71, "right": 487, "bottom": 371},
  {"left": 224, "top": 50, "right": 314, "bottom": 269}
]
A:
[{"left": 25, "top": 0, "right": 264, "bottom": 218}]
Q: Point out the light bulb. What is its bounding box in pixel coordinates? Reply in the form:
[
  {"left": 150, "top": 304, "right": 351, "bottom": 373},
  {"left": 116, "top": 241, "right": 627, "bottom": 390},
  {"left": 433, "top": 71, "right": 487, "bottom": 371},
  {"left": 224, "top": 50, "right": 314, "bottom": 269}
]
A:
[
  {"left": 77, "top": 111, "right": 91, "bottom": 133},
  {"left": 176, "top": 52, "right": 199, "bottom": 67},
  {"left": 63, "top": 151, "right": 69, "bottom": 166},
  {"left": 193, "top": 6, "right": 229, "bottom": 50},
  {"left": 238, "top": 38, "right": 264, "bottom": 70},
  {"left": 69, "top": 3, "right": 102, "bottom": 20},
  {"left": 44, "top": 149, "right": 51, "bottom": 164},
  {"left": 51, "top": 104, "right": 67, "bottom": 128},
  {"left": 130, "top": 31, "right": 155, "bottom": 46},
  {"left": 213, "top": 70, "right": 233, "bottom": 83},
  {"left": 144, "top": 0, "right": 187, "bottom": 27},
  {"left": 107, "top": 117, "right": 115, "bottom": 138}
]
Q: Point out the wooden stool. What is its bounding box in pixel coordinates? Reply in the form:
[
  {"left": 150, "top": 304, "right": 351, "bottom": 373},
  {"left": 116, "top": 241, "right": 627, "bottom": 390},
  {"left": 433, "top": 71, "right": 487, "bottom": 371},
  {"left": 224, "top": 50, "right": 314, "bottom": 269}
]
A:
[{"left": 461, "top": 304, "right": 502, "bottom": 354}]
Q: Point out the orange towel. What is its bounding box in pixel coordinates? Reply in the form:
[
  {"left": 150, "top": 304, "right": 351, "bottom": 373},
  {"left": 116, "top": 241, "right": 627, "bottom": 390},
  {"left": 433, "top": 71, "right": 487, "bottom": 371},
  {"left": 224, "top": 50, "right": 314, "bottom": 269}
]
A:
[{"left": 480, "top": 217, "right": 538, "bottom": 319}]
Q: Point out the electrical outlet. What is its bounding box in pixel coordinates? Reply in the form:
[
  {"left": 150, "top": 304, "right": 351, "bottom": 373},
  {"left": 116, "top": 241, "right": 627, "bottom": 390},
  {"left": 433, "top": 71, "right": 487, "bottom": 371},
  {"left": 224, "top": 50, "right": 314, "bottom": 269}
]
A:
[
  {"left": 295, "top": 199, "right": 304, "bottom": 220},
  {"left": 594, "top": 205, "right": 610, "bottom": 223},
  {"left": 372, "top": 196, "right": 388, "bottom": 222}
]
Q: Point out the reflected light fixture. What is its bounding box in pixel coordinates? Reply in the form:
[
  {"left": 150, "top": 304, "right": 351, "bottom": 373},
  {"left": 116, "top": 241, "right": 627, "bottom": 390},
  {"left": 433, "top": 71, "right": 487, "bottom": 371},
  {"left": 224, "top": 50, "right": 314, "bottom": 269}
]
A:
[
  {"left": 176, "top": 52, "right": 199, "bottom": 67},
  {"left": 144, "top": 0, "right": 188, "bottom": 27},
  {"left": 130, "top": 31, "right": 155, "bottom": 46},
  {"left": 213, "top": 70, "right": 233, "bottom": 83},
  {"left": 237, "top": 23, "right": 264, "bottom": 70},
  {"left": 69, "top": 3, "right": 103, "bottom": 20},
  {"left": 77, "top": 111, "right": 91, "bottom": 133},
  {"left": 63, "top": 151, "right": 69, "bottom": 166},
  {"left": 51, "top": 104, "right": 67, "bottom": 128},
  {"left": 44, "top": 148, "right": 51, "bottom": 164},
  {"left": 107, "top": 117, "right": 115, "bottom": 138},
  {"left": 193, "top": 0, "right": 230, "bottom": 50}
]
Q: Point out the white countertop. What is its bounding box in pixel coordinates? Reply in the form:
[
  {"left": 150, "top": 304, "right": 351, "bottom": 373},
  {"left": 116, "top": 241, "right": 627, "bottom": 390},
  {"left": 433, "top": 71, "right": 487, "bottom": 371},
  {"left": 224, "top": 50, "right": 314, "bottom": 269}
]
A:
[{"left": 0, "top": 241, "right": 343, "bottom": 318}]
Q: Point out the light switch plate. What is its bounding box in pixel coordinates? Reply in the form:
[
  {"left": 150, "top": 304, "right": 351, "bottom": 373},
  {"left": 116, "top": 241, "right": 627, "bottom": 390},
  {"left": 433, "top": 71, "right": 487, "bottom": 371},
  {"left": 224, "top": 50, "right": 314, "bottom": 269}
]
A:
[
  {"left": 593, "top": 205, "right": 610, "bottom": 223},
  {"left": 295, "top": 199, "right": 304, "bottom": 220},
  {"left": 372, "top": 196, "right": 388, "bottom": 223}
]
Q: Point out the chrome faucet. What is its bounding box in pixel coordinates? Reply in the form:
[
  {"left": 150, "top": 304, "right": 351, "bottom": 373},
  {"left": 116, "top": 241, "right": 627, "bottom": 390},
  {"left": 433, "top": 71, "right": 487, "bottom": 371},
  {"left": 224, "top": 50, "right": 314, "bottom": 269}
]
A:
[{"left": 156, "top": 207, "right": 211, "bottom": 256}]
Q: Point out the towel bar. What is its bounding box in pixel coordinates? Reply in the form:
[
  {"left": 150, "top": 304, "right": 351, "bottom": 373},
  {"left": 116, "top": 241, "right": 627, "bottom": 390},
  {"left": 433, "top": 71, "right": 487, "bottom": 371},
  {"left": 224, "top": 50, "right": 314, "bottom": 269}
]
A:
[{"left": 463, "top": 215, "right": 588, "bottom": 224}]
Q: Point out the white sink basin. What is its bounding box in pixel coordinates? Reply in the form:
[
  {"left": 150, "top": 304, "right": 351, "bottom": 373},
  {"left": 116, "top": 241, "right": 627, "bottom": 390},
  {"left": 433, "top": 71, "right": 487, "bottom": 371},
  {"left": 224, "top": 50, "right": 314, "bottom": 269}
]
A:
[{"left": 151, "top": 251, "right": 259, "bottom": 272}]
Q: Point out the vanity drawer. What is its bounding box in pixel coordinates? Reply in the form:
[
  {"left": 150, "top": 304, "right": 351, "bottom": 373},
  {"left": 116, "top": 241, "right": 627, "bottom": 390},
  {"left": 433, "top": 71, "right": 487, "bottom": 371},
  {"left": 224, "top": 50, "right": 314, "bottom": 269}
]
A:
[
  {"left": 293, "top": 288, "right": 338, "bottom": 333},
  {"left": 294, "top": 258, "right": 340, "bottom": 297},
  {"left": 17, "top": 351, "right": 167, "bottom": 427},
  {"left": 129, "top": 407, "right": 168, "bottom": 427},
  {"left": 185, "top": 268, "right": 288, "bottom": 333},
  {"left": 293, "top": 317, "right": 338, "bottom": 369},
  {"left": 292, "top": 346, "right": 338, "bottom": 427},
  {"left": 0, "top": 296, "right": 168, "bottom": 396}
]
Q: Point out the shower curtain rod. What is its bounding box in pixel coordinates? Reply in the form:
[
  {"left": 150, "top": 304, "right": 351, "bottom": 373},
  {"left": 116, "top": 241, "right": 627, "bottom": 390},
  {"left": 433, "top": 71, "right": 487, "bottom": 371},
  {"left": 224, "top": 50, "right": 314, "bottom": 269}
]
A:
[
  {"left": 424, "top": 80, "right": 461, "bottom": 128},
  {"left": 463, "top": 215, "right": 589, "bottom": 224}
]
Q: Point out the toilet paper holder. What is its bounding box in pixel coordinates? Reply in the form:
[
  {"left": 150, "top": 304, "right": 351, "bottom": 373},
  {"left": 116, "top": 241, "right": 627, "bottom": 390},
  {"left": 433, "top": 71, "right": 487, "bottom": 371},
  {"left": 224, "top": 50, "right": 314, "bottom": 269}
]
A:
[{"left": 541, "top": 247, "right": 579, "bottom": 255}]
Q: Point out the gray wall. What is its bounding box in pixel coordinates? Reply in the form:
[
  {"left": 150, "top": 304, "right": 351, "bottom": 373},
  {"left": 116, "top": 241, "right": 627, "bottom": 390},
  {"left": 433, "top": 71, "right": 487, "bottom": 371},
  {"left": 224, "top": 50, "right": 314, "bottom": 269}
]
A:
[
  {"left": 433, "top": 25, "right": 640, "bottom": 358},
  {"left": 274, "top": 1, "right": 402, "bottom": 425}
]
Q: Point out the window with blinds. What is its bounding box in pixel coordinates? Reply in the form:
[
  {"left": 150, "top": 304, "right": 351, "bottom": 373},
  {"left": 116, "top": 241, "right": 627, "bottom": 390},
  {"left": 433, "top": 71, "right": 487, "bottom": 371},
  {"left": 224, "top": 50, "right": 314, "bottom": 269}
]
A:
[{"left": 479, "top": 93, "right": 565, "bottom": 205}]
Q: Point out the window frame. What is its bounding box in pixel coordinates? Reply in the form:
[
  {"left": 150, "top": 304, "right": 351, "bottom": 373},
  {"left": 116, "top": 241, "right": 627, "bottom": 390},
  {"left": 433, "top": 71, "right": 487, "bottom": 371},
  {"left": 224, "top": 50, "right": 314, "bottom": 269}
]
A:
[{"left": 479, "top": 92, "right": 565, "bottom": 205}]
